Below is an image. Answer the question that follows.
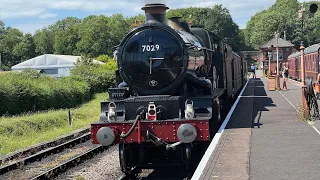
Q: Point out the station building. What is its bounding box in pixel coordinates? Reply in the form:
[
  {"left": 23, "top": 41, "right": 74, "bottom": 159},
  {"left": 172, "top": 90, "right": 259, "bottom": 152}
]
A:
[{"left": 259, "top": 36, "right": 296, "bottom": 74}]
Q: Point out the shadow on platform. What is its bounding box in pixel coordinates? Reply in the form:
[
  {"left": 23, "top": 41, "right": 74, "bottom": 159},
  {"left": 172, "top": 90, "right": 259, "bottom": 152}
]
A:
[{"left": 226, "top": 78, "right": 276, "bottom": 129}]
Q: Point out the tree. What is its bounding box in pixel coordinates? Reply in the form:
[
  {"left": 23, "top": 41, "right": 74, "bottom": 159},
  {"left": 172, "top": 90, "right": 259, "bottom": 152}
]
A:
[
  {"left": 0, "top": 27, "right": 23, "bottom": 66},
  {"left": 107, "top": 14, "right": 131, "bottom": 48},
  {"left": 76, "top": 15, "right": 112, "bottom": 57},
  {"left": 13, "top": 33, "right": 36, "bottom": 62},
  {"left": 166, "top": 5, "right": 243, "bottom": 51},
  {"left": 34, "top": 28, "right": 54, "bottom": 55},
  {"left": 50, "top": 17, "right": 81, "bottom": 55},
  {"left": 166, "top": 7, "right": 211, "bottom": 27},
  {"left": 126, "top": 14, "right": 145, "bottom": 27},
  {"left": 204, "top": 5, "right": 243, "bottom": 51},
  {"left": 0, "top": 21, "right": 5, "bottom": 36},
  {"left": 244, "top": 0, "right": 320, "bottom": 49}
]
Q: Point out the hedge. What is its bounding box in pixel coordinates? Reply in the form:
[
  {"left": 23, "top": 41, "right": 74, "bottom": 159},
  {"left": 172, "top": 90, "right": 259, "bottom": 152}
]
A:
[
  {"left": 0, "top": 62, "right": 116, "bottom": 116},
  {"left": 69, "top": 64, "right": 116, "bottom": 93},
  {"left": 0, "top": 70, "right": 92, "bottom": 116}
]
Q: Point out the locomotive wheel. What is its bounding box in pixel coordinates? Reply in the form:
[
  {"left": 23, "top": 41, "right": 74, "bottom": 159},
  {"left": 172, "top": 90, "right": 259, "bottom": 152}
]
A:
[{"left": 119, "top": 143, "right": 132, "bottom": 175}]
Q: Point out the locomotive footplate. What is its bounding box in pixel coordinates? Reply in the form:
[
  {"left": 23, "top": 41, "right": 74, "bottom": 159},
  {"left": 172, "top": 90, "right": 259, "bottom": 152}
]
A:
[{"left": 91, "top": 119, "right": 211, "bottom": 147}]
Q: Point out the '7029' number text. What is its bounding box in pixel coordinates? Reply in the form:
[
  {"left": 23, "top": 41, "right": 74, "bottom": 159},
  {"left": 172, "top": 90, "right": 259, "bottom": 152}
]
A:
[{"left": 142, "top": 45, "right": 160, "bottom": 52}]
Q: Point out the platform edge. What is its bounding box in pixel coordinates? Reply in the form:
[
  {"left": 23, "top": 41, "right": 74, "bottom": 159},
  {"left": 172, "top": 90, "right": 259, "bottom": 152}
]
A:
[{"left": 191, "top": 78, "right": 251, "bottom": 180}]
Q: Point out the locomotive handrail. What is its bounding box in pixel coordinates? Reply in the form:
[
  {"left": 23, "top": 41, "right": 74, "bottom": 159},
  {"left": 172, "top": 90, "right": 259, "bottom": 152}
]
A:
[{"left": 186, "top": 43, "right": 215, "bottom": 52}]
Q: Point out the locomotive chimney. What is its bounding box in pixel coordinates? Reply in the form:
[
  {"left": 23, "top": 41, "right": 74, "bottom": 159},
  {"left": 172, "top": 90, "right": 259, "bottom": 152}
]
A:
[
  {"left": 168, "top": 16, "right": 183, "bottom": 31},
  {"left": 141, "top": 3, "right": 169, "bottom": 24}
]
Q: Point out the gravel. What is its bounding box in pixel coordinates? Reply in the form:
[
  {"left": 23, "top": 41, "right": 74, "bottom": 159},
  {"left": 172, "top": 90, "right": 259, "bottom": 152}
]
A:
[
  {"left": 0, "top": 140, "right": 98, "bottom": 180},
  {"left": 135, "top": 168, "right": 193, "bottom": 180},
  {"left": 54, "top": 145, "right": 122, "bottom": 180}
]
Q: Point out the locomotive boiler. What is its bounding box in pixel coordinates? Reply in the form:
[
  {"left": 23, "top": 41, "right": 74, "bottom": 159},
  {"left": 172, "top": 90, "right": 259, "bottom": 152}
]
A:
[{"left": 90, "top": 3, "right": 247, "bottom": 174}]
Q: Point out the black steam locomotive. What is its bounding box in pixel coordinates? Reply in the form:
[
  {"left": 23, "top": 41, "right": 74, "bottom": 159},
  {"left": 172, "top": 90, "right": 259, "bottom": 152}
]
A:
[{"left": 91, "top": 3, "right": 247, "bottom": 174}]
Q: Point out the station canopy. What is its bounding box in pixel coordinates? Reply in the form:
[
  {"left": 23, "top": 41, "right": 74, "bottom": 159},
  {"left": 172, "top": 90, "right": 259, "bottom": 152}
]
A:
[{"left": 11, "top": 54, "right": 104, "bottom": 70}]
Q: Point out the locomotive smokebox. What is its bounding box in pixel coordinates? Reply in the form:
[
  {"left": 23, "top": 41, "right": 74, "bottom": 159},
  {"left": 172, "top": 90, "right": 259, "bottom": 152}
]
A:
[
  {"left": 142, "top": 3, "right": 169, "bottom": 24},
  {"left": 168, "top": 16, "right": 183, "bottom": 31}
]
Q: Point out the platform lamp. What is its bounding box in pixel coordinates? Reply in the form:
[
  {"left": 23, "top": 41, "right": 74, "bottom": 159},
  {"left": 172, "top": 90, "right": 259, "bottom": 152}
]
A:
[{"left": 267, "top": 47, "right": 272, "bottom": 76}]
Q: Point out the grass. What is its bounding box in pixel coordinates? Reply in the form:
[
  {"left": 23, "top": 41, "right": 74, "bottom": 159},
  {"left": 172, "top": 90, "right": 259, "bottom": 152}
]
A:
[{"left": 0, "top": 93, "right": 107, "bottom": 156}]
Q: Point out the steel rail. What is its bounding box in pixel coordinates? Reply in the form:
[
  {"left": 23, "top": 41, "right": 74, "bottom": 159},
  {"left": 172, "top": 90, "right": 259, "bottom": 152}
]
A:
[
  {"left": 0, "top": 132, "right": 91, "bottom": 175},
  {"left": 0, "top": 127, "right": 90, "bottom": 166},
  {"left": 30, "top": 145, "right": 107, "bottom": 180}
]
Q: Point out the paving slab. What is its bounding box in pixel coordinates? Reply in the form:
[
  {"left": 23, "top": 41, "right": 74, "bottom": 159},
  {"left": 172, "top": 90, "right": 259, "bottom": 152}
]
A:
[{"left": 198, "top": 78, "right": 320, "bottom": 180}]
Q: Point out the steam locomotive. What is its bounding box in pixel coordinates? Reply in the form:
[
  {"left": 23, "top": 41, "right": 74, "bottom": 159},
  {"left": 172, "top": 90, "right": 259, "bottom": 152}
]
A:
[{"left": 90, "top": 3, "right": 247, "bottom": 174}]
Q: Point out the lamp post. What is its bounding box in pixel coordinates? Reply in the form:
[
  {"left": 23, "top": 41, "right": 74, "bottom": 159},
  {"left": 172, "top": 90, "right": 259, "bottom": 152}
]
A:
[
  {"left": 270, "top": 32, "right": 281, "bottom": 90},
  {"left": 298, "top": 4, "right": 308, "bottom": 116},
  {"left": 268, "top": 51, "right": 272, "bottom": 75},
  {"left": 276, "top": 32, "right": 279, "bottom": 77}
]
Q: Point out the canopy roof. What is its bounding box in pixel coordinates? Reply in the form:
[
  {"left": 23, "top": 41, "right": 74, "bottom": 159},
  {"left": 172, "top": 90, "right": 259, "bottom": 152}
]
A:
[
  {"left": 288, "top": 43, "right": 320, "bottom": 58},
  {"left": 260, "top": 37, "right": 294, "bottom": 49},
  {"left": 11, "top": 54, "right": 104, "bottom": 70}
]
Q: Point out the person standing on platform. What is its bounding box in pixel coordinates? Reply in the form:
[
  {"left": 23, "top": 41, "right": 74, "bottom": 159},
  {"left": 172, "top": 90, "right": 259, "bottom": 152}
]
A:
[
  {"left": 282, "top": 63, "right": 289, "bottom": 90},
  {"left": 251, "top": 64, "right": 256, "bottom": 78}
]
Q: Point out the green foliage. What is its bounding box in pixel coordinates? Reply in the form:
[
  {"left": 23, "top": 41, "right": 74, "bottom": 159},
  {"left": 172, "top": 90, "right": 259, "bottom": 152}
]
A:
[
  {"left": 51, "top": 17, "right": 81, "bottom": 55},
  {"left": 33, "top": 28, "right": 54, "bottom": 54},
  {"left": 0, "top": 70, "right": 92, "bottom": 116},
  {"left": 95, "top": 54, "right": 113, "bottom": 63},
  {"left": 0, "top": 65, "right": 10, "bottom": 71},
  {"left": 166, "top": 5, "right": 245, "bottom": 51},
  {"left": 95, "top": 54, "right": 118, "bottom": 71},
  {"left": 13, "top": 33, "right": 36, "bottom": 62},
  {"left": 126, "top": 14, "right": 145, "bottom": 26},
  {"left": 70, "top": 63, "right": 116, "bottom": 93},
  {"left": 105, "top": 60, "right": 117, "bottom": 71},
  {"left": 245, "top": 0, "right": 320, "bottom": 49},
  {"left": 0, "top": 93, "right": 106, "bottom": 156},
  {"left": 76, "top": 15, "right": 112, "bottom": 58},
  {"left": 2, "top": 1, "right": 320, "bottom": 68},
  {"left": 167, "top": 7, "right": 211, "bottom": 28},
  {"left": 0, "top": 27, "right": 24, "bottom": 66}
]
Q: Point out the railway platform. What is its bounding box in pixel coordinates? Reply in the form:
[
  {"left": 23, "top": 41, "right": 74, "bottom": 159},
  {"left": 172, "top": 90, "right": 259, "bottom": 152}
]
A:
[{"left": 192, "top": 77, "right": 320, "bottom": 180}]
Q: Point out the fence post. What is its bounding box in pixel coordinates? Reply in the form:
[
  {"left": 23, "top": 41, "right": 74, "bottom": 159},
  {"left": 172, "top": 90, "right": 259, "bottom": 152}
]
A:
[{"left": 68, "top": 110, "right": 72, "bottom": 127}]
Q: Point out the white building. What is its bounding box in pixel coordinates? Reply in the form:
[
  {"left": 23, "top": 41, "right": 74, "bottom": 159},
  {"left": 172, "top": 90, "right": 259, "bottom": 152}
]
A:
[{"left": 11, "top": 54, "right": 105, "bottom": 78}]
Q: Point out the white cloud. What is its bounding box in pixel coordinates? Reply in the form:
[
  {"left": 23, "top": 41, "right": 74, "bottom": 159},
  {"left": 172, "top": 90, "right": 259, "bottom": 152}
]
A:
[
  {"left": 13, "top": 20, "right": 57, "bottom": 34},
  {"left": 0, "top": 0, "right": 316, "bottom": 32},
  {"left": 38, "top": 13, "right": 57, "bottom": 19}
]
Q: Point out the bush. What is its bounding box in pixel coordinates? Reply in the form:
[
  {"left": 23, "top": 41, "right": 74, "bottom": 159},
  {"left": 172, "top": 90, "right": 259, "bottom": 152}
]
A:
[
  {"left": 95, "top": 54, "right": 118, "bottom": 71},
  {"left": 105, "top": 59, "right": 117, "bottom": 71},
  {"left": 0, "top": 65, "right": 11, "bottom": 71},
  {"left": 95, "top": 54, "right": 113, "bottom": 63},
  {"left": 70, "top": 64, "right": 116, "bottom": 93},
  {"left": 0, "top": 71, "right": 92, "bottom": 116},
  {"left": 0, "top": 93, "right": 106, "bottom": 156}
]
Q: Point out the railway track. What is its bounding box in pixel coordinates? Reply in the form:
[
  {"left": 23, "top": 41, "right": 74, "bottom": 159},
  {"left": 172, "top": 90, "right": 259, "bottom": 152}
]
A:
[
  {"left": 30, "top": 145, "right": 107, "bottom": 180},
  {"left": 0, "top": 127, "right": 90, "bottom": 167},
  {"left": 116, "top": 145, "right": 206, "bottom": 180},
  {"left": 0, "top": 128, "right": 109, "bottom": 180}
]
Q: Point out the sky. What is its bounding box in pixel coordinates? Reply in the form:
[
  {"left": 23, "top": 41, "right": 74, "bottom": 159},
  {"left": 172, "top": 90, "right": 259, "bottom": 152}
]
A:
[{"left": 0, "top": 0, "right": 312, "bottom": 34}]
